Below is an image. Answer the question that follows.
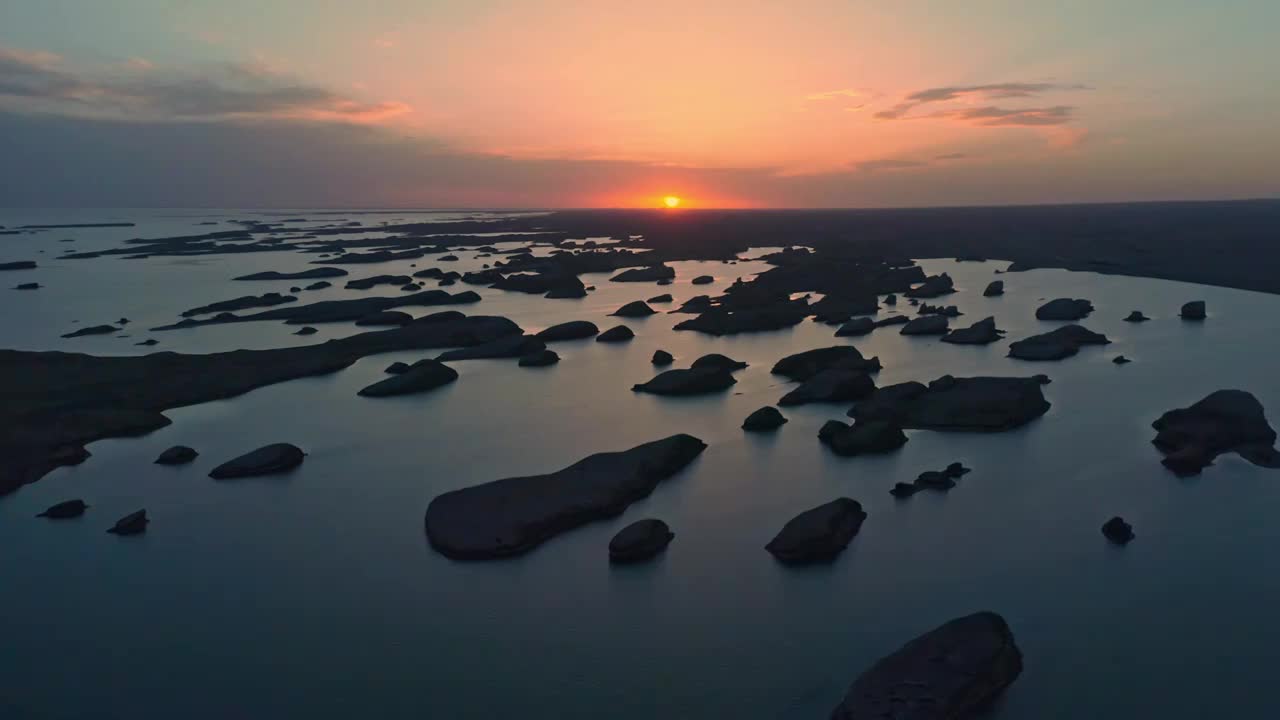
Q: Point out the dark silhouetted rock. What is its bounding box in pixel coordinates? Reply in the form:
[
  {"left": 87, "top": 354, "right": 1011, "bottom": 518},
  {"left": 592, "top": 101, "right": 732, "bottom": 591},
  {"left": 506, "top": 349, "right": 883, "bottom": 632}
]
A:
[
  {"left": 811, "top": 295, "right": 880, "bottom": 324},
  {"left": 643, "top": 294, "right": 671, "bottom": 305},
  {"left": 425, "top": 434, "right": 706, "bottom": 559},
  {"left": 612, "top": 300, "right": 656, "bottom": 317},
  {"left": 519, "top": 349, "right": 560, "bottom": 367},
  {"left": 829, "top": 612, "right": 1023, "bottom": 719},
  {"left": 385, "top": 361, "right": 410, "bottom": 374},
  {"left": 544, "top": 284, "right": 587, "bottom": 299},
  {"left": 772, "top": 346, "right": 881, "bottom": 381},
  {"left": 743, "top": 406, "right": 787, "bottom": 432},
  {"left": 819, "top": 420, "right": 908, "bottom": 456},
  {"left": 690, "top": 353, "right": 747, "bottom": 372},
  {"left": 609, "top": 519, "right": 674, "bottom": 563},
  {"left": 136, "top": 339, "right": 158, "bottom": 346},
  {"left": 780, "top": 368, "right": 875, "bottom": 406},
  {"left": 942, "top": 316, "right": 1004, "bottom": 345},
  {"left": 1152, "top": 390, "right": 1280, "bottom": 476},
  {"left": 62, "top": 324, "right": 119, "bottom": 338},
  {"left": 984, "top": 280, "right": 1005, "bottom": 297},
  {"left": 462, "top": 269, "right": 504, "bottom": 286},
  {"left": 155, "top": 445, "right": 197, "bottom": 465},
  {"left": 1008, "top": 324, "right": 1110, "bottom": 360},
  {"left": 946, "top": 462, "right": 970, "bottom": 477},
  {"left": 895, "top": 463, "right": 973, "bottom": 497},
  {"left": 1113, "top": 355, "right": 1131, "bottom": 365},
  {"left": 209, "top": 443, "right": 305, "bottom": 479},
  {"left": 181, "top": 292, "right": 296, "bottom": 317},
  {"left": 0, "top": 261, "right": 37, "bottom": 271},
  {"left": 884, "top": 294, "right": 897, "bottom": 306},
  {"left": 610, "top": 265, "right": 675, "bottom": 282},
  {"left": 900, "top": 315, "right": 949, "bottom": 335},
  {"left": 1102, "top": 516, "right": 1135, "bottom": 545},
  {"left": 1181, "top": 300, "right": 1206, "bottom": 320},
  {"left": 918, "top": 303, "right": 961, "bottom": 317},
  {"left": 14, "top": 282, "right": 40, "bottom": 290},
  {"left": 691, "top": 275, "right": 714, "bottom": 285},
  {"left": 37, "top": 499, "right": 88, "bottom": 519},
  {"left": 107, "top": 509, "right": 148, "bottom": 535},
  {"left": 235, "top": 268, "right": 347, "bottom": 281},
  {"left": 536, "top": 320, "right": 599, "bottom": 342},
  {"left": 304, "top": 281, "right": 331, "bottom": 290},
  {"left": 905, "top": 273, "right": 955, "bottom": 298},
  {"left": 835, "top": 317, "right": 875, "bottom": 337},
  {"left": 597, "top": 325, "right": 634, "bottom": 342},
  {"left": 290, "top": 286, "right": 301, "bottom": 293},
  {"left": 874, "top": 315, "right": 910, "bottom": 327},
  {"left": 345, "top": 274, "right": 413, "bottom": 290},
  {"left": 765, "top": 498, "right": 866, "bottom": 564},
  {"left": 359, "top": 359, "right": 458, "bottom": 396},
  {"left": 850, "top": 375, "right": 1052, "bottom": 431},
  {"left": 673, "top": 302, "right": 808, "bottom": 336},
  {"left": 439, "top": 254, "right": 459, "bottom": 261},
  {"left": 437, "top": 334, "right": 544, "bottom": 361},
  {"left": 1122, "top": 311, "right": 1148, "bottom": 324},
  {"left": 651, "top": 350, "right": 674, "bottom": 365},
  {"left": 889, "top": 482, "right": 919, "bottom": 498},
  {"left": 294, "top": 326, "right": 317, "bottom": 336},
  {"left": 674, "top": 295, "right": 712, "bottom": 313},
  {"left": 355, "top": 310, "right": 413, "bottom": 327},
  {"left": 1036, "top": 297, "right": 1094, "bottom": 321},
  {"left": 633, "top": 367, "right": 736, "bottom": 395}
]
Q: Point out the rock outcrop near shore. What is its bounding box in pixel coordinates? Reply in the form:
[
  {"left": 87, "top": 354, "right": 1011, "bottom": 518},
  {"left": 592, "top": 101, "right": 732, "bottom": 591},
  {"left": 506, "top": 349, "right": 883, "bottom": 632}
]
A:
[
  {"left": 829, "top": 612, "right": 1023, "bottom": 719},
  {"left": 425, "top": 434, "right": 706, "bottom": 559},
  {"left": 1008, "top": 325, "right": 1110, "bottom": 360},
  {"left": 0, "top": 313, "right": 522, "bottom": 494},
  {"left": 209, "top": 443, "right": 305, "bottom": 479},
  {"left": 1151, "top": 390, "right": 1280, "bottom": 475}
]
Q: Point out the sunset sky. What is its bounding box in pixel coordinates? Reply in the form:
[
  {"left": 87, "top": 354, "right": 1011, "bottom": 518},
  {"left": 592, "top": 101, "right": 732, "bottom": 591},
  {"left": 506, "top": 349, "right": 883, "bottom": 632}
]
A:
[{"left": 2, "top": 1, "right": 1277, "bottom": 208}]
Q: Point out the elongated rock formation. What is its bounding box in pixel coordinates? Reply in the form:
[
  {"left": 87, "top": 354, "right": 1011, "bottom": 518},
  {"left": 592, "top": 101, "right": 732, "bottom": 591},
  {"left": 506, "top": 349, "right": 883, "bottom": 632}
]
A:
[{"left": 425, "top": 434, "right": 706, "bottom": 559}]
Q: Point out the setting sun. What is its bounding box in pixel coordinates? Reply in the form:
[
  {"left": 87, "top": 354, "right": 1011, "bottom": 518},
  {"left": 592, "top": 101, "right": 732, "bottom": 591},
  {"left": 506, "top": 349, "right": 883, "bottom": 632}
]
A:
[{"left": 663, "top": 195, "right": 681, "bottom": 208}]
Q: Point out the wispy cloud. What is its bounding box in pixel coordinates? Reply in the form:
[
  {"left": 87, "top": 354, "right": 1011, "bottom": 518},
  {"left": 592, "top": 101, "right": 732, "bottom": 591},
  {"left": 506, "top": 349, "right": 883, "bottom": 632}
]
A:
[
  {"left": 935, "top": 152, "right": 968, "bottom": 161},
  {"left": 875, "top": 82, "right": 1088, "bottom": 126},
  {"left": 853, "top": 158, "right": 926, "bottom": 172},
  {"left": 0, "top": 45, "right": 409, "bottom": 124}
]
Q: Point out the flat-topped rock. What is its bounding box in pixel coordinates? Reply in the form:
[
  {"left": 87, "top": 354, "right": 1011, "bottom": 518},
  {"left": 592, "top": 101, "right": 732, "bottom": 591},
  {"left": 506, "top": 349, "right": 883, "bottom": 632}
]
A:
[
  {"left": 612, "top": 300, "right": 656, "bottom": 317},
  {"left": 691, "top": 275, "right": 714, "bottom": 285},
  {"left": 437, "top": 334, "right": 544, "bottom": 361},
  {"left": 154, "top": 445, "right": 198, "bottom": 465},
  {"left": 345, "top": 274, "right": 413, "bottom": 290},
  {"left": 14, "top": 282, "right": 40, "bottom": 290},
  {"left": 37, "top": 499, "right": 88, "bottom": 519},
  {"left": 518, "top": 349, "right": 560, "bottom": 367},
  {"left": 850, "top": 375, "right": 1051, "bottom": 431},
  {"left": 359, "top": 359, "right": 458, "bottom": 397},
  {"left": 765, "top": 498, "right": 866, "bottom": 564},
  {"left": 609, "top": 519, "right": 674, "bottom": 563},
  {"left": 772, "top": 346, "right": 881, "bottom": 381},
  {"left": 690, "top": 353, "right": 747, "bottom": 372},
  {"left": 673, "top": 303, "right": 808, "bottom": 336},
  {"left": 830, "top": 612, "right": 1023, "bottom": 719},
  {"left": 235, "top": 267, "right": 347, "bottom": 281},
  {"left": 1008, "top": 324, "right": 1110, "bottom": 360},
  {"left": 742, "top": 406, "right": 787, "bottom": 432},
  {"left": 1152, "top": 389, "right": 1280, "bottom": 475},
  {"left": 835, "top": 317, "right": 875, "bottom": 337},
  {"left": 900, "top": 314, "right": 949, "bottom": 335},
  {"left": 537, "top": 320, "right": 599, "bottom": 341},
  {"left": 610, "top": 265, "right": 675, "bottom": 282},
  {"left": 942, "top": 316, "right": 1004, "bottom": 345},
  {"left": 181, "top": 292, "right": 296, "bottom": 317},
  {"left": 0, "top": 261, "right": 37, "bottom": 271},
  {"left": 633, "top": 367, "right": 736, "bottom": 395},
  {"left": 1036, "top": 297, "right": 1094, "bottom": 321},
  {"left": 1181, "top": 300, "right": 1206, "bottom": 320},
  {"left": 209, "top": 443, "right": 305, "bottom": 479},
  {"left": 905, "top": 273, "right": 955, "bottom": 298},
  {"left": 425, "top": 434, "right": 706, "bottom": 559},
  {"left": 596, "top": 325, "right": 634, "bottom": 342},
  {"left": 355, "top": 310, "right": 413, "bottom": 327},
  {"left": 779, "top": 368, "right": 875, "bottom": 406}
]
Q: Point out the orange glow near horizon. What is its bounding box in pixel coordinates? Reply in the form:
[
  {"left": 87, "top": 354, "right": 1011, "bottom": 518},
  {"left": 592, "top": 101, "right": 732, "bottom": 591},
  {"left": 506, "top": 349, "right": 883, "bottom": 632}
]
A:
[{"left": 663, "top": 195, "right": 681, "bottom": 208}]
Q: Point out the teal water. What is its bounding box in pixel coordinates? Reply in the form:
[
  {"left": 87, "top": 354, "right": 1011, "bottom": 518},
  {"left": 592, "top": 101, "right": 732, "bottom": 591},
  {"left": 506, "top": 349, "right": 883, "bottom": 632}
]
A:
[{"left": 3, "top": 210, "right": 1280, "bottom": 718}]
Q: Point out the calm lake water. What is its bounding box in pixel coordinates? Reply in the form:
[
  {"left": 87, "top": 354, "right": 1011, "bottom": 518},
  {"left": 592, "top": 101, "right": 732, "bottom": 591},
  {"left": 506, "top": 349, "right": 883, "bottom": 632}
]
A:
[{"left": 3, "top": 209, "right": 1280, "bottom": 719}]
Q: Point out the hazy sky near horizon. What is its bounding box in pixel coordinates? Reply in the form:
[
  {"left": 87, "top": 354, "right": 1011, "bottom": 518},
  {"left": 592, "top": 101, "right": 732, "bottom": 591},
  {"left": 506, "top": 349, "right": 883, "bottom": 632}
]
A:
[{"left": 1, "top": 1, "right": 1277, "bottom": 208}]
